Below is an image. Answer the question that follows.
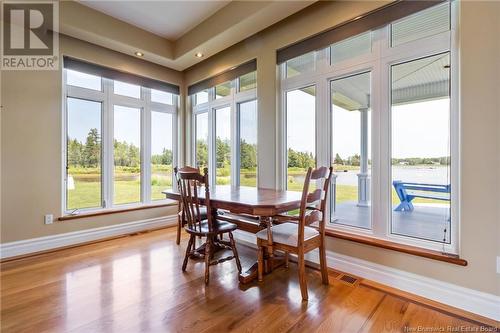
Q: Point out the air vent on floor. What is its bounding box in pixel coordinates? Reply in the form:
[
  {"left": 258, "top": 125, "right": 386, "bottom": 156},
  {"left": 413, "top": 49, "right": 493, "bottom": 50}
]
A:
[{"left": 339, "top": 274, "right": 359, "bottom": 285}]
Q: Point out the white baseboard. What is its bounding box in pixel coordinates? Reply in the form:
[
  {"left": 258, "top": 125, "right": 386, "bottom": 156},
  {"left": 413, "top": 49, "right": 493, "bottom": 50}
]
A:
[
  {"left": 233, "top": 230, "right": 500, "bottom": 322},
  {"left": 0, "top": 215, "right": 177, "bottom": 259}
]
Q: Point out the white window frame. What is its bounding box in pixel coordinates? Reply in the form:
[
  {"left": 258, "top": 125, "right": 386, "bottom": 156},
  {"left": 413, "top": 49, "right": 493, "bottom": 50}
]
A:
[
  {"left": 278, "top": 2, "right": 459, "bottom": 254},
  {"left": 192, "top": 75, "right": 257, "bottom": 187},
  {"left": 62, "top": 71, "right": 179, "bottom": 215}
]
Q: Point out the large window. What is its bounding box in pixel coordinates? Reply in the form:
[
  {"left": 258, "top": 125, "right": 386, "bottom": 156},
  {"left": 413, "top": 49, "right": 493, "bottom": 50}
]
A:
[
  {"left": 215, "top": 106, "right": 231, "bottom": 184},
  {"left": 286, "top": 86, "right": 316, "bottom": 191},
  {"left": 280, "top": 2, "right": 457, "bottom": 253},
  {"left": 151, "top": 111, "right": 174, "bottom": 200},
  {"left": 238, "top": 100, "right": 258, "bottom": 186},
  {"left": 195, "top": 112, "right": 209, "bottom": 170},
  {"left": 331, "top": 72, "right": 372, "bottom": 229},
  {"left": 64, "top": 66, "right": 178, "bottom": 213},
  {"left": 191, "top": 70, "right": 257, "bottom": 187},
  {"left": 113, "top": 105, "right": 141, "bottom": 205},
  {"left": 66, "top": 98, "right": 102, "bottom": 210},
  {"left": 390, "top": 53, "right": 451, "bottom": 243}
]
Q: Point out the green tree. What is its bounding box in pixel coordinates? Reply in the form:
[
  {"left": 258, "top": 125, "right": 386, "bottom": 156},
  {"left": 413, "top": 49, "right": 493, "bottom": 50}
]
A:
[
  {"left": 84, "top": 128, "right": 100, "bottom": 167},
  {"left": 240, "top": 139, "right": 257, "bottom": 169},
  {"left": 287, "top": 148, "right": 315, "bottom": 168},
  {"left": 196, "top": 140, "right": 208, "bottom": 169},
  {"left": 347, "top": 154, "right": 360, "bottom": 166},
  {"left": 334, "top": 153, "right": 344, "bottom": 165},
  {"left": 216, "top": 137, "right": 230, "bottom": 168},
  {"left": 68, "top": 138, "right": 83, "bottom": 167},
  {"left": 151, "top": 148, "right": 173, "bottom": 165}
]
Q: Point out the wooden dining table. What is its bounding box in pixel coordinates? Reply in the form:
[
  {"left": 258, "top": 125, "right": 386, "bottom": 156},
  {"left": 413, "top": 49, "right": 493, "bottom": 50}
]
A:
[{"left": 163, "top": 185, "right": 303, "bottom": 284}]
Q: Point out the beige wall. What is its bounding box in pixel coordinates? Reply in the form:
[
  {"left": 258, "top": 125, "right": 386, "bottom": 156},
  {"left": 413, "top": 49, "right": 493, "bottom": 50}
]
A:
[
  {"left": 1, "top": 35, "right": 181, "bottom": 243},
  {"left": 184, "top": 1, "right": 500, "bottom": 296}
]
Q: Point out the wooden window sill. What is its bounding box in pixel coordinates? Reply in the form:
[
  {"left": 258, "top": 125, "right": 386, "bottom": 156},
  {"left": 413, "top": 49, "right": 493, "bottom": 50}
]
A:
[
  {"left": 58, "top": 202, "right": 178, "bottom": 221},
  {"left": 325, "top": 229, "right": 467, "bottom": 266}
]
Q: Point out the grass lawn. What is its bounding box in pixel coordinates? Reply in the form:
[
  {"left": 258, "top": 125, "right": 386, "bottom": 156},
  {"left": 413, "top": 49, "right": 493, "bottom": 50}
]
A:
[
  {"left": 67, "top": 165, "right": 173, "bottom": 209},
  {"left": 67, "top": 166, "right": 444, "bottom": 210}
]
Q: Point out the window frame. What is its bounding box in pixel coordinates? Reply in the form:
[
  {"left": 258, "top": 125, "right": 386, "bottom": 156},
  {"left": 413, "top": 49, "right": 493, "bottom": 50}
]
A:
[
  {"left": 278, "top": 2, "right": 459, "bottom": 254},
  {"left": 62, "top": 70, "right": 178, "bottom": 215},
  {"left": 191, "top": 73, "right": 257, "bottom": 187}
]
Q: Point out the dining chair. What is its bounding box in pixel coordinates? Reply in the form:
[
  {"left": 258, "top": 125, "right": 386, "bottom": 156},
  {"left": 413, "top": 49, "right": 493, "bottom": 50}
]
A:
[
  {"left": 174, "top": 166, "right": 207, "bottom": 245},
  {"left": 177, "top": 167, "right": 242, "bottom": 284},
  {"left": 256, "top": 166, "right": 333, "bottom": 300}
]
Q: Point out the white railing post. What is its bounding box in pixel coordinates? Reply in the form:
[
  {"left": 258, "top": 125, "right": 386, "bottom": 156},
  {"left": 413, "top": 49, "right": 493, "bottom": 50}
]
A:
[{"left": 358, "top": 108, "right": 370, "bottom": 206}]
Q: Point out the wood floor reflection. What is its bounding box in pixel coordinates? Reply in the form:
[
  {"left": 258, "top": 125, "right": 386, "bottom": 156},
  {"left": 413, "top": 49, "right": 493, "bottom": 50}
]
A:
[{"left": 0, "top": 228, "right": 489, "bottom": 332}]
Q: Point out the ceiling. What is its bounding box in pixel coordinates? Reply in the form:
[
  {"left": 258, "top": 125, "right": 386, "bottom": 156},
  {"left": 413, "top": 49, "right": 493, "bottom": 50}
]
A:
[
  {"left": 63, "top": 1, "right": 316, "bottom": 70},
  {"left": 79, "top": 1, "right": 230, "bottom": 40}
]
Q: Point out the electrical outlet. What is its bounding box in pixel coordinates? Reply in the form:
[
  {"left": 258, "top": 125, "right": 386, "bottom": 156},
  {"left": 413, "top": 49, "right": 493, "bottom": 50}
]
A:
[
  {"left": 497, "top": 256, "right": 500, "bottom": 275},
  {"left": 44, "top": 214, "right": 53, "bottom": 225}
]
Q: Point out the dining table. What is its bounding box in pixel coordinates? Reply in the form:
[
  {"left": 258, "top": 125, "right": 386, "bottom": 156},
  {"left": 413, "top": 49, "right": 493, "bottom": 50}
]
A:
[{"left": 163, "top": 185, "right": 303, "bottom": 284}]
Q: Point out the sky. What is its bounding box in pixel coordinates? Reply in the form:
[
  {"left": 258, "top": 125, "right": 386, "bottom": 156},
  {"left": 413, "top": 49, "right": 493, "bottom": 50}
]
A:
[
  {"left": 67, "top": 99, "right": 173, "bottom": 155},
  {"left": 68, "top": 87, "right": 449, "bottom": 163},
  {"left": 287, "top": 89, "right": 450, "bottom": 159}
]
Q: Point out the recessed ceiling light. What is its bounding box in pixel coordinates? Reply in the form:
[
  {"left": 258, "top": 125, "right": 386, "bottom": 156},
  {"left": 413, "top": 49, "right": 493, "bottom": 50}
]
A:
[
  {"left": 195, "top": 52, "right": 204, "bottom": 58},
  {"left": 135, "top": 51, "right": 144, "bottom": 57}
]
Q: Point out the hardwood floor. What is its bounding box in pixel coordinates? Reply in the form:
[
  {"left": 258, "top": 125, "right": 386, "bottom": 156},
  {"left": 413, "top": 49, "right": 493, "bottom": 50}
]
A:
[{"left": 0, "top": 228, "right": 495, "bottom": 333}]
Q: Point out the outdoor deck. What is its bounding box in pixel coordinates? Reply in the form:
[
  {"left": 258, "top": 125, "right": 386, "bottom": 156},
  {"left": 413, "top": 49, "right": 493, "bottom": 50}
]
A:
[{"left": 332, "top": 202, "right": 451, "bottom": 243}]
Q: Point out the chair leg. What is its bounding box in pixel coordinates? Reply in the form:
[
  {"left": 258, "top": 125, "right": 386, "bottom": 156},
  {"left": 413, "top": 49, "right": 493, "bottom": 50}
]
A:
[
  {"left": 228, "top": 232, "right": 242, "bottom": 273},
  {"left": 176, "top": 215, "right": 182, "bottom": 245},
  {"left": 204, "top": 241, "right": 211, "bottom": 285},
  {"left": 257, "top": 244, "right": 264, "bottom": 282},
  {"left": 298, "top": 250, "right": 308, "bottom": 301},
  {"left": 182, "top": 234, "right": 194, "bottom": 271},
  {"left": 284, "top": 251, "right": 289, "bottom": 269},
  {"left": 319, "top": 239, "right": 329, "bottom": 285}
]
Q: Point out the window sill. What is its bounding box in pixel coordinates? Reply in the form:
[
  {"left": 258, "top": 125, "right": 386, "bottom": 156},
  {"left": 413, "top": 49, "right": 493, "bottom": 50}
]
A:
[
  {"left": 325, "top": 229, "right": 467, "bottom": 266},
  {"left": 58, "top": 201, "right": 178, "bottom": 221}
]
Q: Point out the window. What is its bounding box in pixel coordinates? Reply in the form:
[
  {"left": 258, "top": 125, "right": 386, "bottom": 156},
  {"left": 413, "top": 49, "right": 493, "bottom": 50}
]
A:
[
  {"left": 113, "top": 105, "right": 141, "bottom": 205},
  {"left": 391, "top": 53, "right": 451, "bottom": 243},
  {"left": 151, "top": 111, "right": 174, "bottom": 200},
  {"left": 286, "top": 86, "right": 316, "bottom": 191},
  {"left": 280, "top": 2, "right": 457, "bottom": 253},
  {"left": 215, "top": 106, "right": 231, "bottom": 184},
  {"left": 331, "top": 32, "right": 371, "bottom": 65},
  {"left": 331, "top": 72, "right": 372, "bottom": 229},
  {"left": 64, "top": 67, "right": 178, "bottom": 213},
  {"left": 151, "top": 89, "right": 173, "bottom": 105},
  {"left": 286, "top": 51, "right": 316, "bottom": 78},
  {"left": 191, "top": 68, "right": 257, "bottom": 187},
  {"left": 66, "top": 70, "right": 102, "bottom": 91},
  {"left": 195, "top": 112, "right": 209, "bottom": 170},
  {"left": 66, "top": 98, "right": 102, "bottom": 210},
  {"left": 215, "top": 81, "right": 231, "bottom": 99},
  {"left": 194, "top": 90, "right": 209, "bottom": 105},
  {"left": 238, "top": 100, "right": 258, "bottom": 187},
  {"left": 114, "top": 80, "right": 141, "bottom": 98},
  {"left": 391, "top": 2, "right": 450, "bottom": 47},
  {"left": 239, "top": 71, "right": 256, "bottom": 92}
]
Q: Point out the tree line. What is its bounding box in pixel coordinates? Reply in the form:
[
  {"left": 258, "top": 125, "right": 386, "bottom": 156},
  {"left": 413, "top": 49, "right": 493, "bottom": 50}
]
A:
[
  {"left": 196, "top": 138, "right": 258, "bottom": 170},
  {"left": 68, "top": 128, "right": 173, "bottom": 169}
]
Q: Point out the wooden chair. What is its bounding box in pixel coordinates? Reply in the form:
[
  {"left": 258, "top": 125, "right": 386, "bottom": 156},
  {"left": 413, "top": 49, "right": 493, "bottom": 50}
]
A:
[
  {"left": 174, "top": 166, "right": 207, "bottom": 245},
  {"left": 256, "top": 166, "right": 333, "bottom": 300},
  {"left": 177, "top": 167, "right": 242, "bottom": 284}
]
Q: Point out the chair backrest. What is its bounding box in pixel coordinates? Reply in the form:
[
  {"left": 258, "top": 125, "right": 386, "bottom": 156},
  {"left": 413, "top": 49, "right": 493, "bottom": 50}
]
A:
[
  {"left": 174, "top": 167, "right": 213, "bottom": 233},
  {"left": 297, "top": 166, "right": 333, "bottom": 246}
]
